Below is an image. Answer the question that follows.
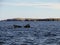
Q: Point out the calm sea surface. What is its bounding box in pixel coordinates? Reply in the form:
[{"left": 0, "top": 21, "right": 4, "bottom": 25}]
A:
[{"left": 0, "top": 21, "right": 60, "bottom": 45}]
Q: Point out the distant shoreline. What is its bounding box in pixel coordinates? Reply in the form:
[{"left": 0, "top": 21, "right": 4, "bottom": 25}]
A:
[{"left": 0, "top": 18, "right": 60, "bottom": 21}]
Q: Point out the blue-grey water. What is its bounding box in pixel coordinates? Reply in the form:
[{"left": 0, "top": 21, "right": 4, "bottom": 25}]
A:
[{"left": 0, "top": 21, "right": 60, "bottom": 45}]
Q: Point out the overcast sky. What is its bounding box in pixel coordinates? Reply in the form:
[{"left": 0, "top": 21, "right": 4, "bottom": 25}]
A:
[{"left": 0, "top": 0, "right": 60, "bottom": 20}]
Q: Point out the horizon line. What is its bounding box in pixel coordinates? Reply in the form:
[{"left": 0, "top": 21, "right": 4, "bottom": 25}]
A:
[{"left": 0, "top": 17, "right": 60, "bottom": 21}]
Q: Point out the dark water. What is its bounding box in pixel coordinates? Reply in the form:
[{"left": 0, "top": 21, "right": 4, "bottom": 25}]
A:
[{"left": 0, "top": 21, "right": 60, "bottom": 45}]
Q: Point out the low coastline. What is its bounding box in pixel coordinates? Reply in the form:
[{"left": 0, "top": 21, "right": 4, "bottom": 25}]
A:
[{"left": 1, "top": 18, "right": 60, "bottom": 21}]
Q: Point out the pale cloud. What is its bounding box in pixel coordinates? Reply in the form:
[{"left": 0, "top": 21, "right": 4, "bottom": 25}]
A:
[{"left": 0, "top": 2, "right": 60, "bottom": 9}]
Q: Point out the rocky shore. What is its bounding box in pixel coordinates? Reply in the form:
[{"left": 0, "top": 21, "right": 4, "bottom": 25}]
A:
[{"left": 1, "top": 18, "right": 60, "bottom": 21}]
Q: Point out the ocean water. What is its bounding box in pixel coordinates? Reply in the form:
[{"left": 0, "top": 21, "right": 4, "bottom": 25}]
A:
[{"left": 0, "top": 21, "right": 60, "bottom": 45}]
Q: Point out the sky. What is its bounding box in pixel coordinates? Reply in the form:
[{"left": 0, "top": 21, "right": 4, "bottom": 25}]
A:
[{"left": 0, "top": 0, "right": 60, "bottom": 20}]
